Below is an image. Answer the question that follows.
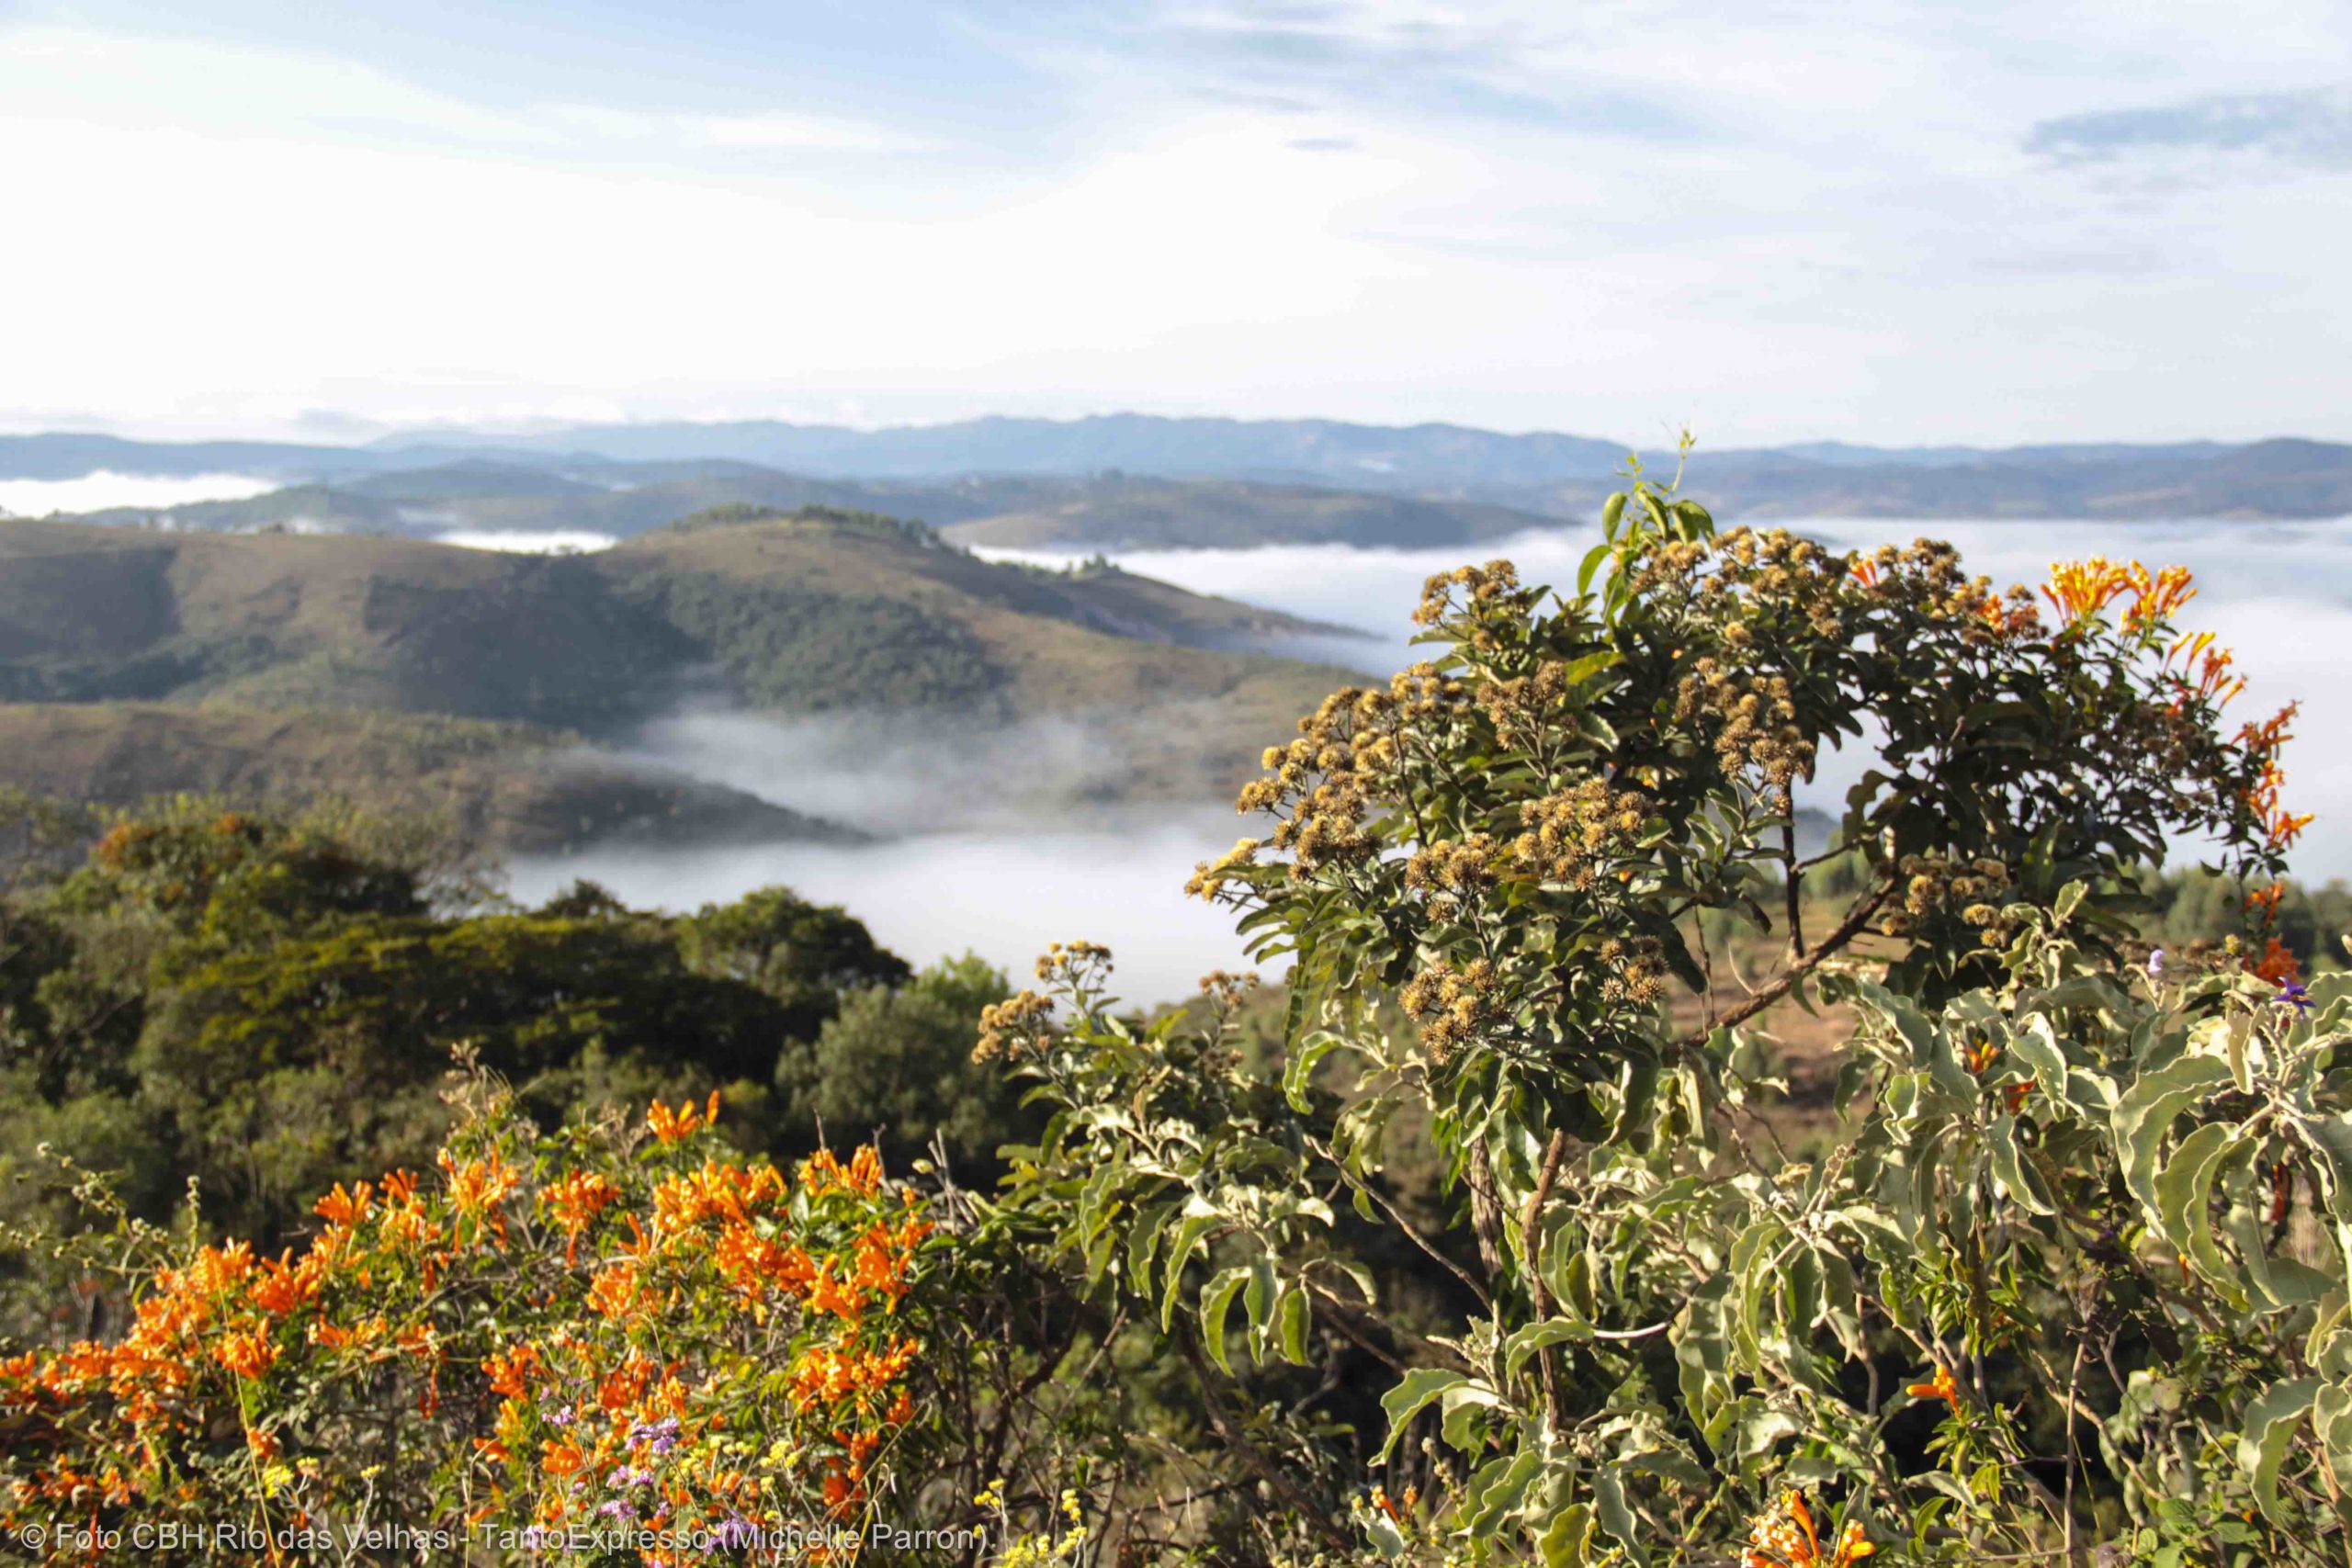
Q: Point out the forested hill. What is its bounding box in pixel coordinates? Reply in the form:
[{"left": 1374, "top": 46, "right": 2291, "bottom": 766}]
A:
[{"left": 0, "top": 507, "right": 1360, "bottom": 849}]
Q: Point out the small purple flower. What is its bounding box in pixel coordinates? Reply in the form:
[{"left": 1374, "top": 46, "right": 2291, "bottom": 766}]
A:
[
  {"left": 2280, "top": 980, "right": 2312, "bottom": 1016},
  {"left": 630, "top": 1416, "right": 682, "bottom": 1454},
  {"left": 711, "top": 1516, "right": 758, "bottom": 1551},
  {"left": 598, "top": 1498, "right": 638, "bottom": 1521},
  {"left": 2146, "top": 948, "right": 2167, "bottom": 981}
]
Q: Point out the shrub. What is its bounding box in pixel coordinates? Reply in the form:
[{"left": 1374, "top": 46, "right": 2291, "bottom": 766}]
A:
[
  {"left": 1, "top": 1080, "right": 961, "bottom": 1563},
  {"left": 971, "top": 461, "right": 2327, "bottom": 1563}
]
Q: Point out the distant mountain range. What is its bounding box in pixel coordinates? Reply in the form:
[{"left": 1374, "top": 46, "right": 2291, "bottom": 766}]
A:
[{"left": 4, "top": 417, "right": 2348, "bottom": 540}]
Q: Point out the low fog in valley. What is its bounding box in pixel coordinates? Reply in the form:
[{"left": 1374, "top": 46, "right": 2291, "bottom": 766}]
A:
[{"left": 476, "top": 515, "right": 2352, "bottom": 1002}]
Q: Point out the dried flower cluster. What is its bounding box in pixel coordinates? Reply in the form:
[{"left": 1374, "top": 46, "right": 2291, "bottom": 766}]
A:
[{"left": 1397, "top": 957, "right": 1505, "bottom": 1062}]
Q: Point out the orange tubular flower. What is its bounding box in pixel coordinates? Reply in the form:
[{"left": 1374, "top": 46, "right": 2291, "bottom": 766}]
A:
[
  {"left": 483, "top": 1343, "right": 542, "bottom": 1399},
  {"left": 2041, "top": 558, "right": 2134, "bottom": 623},
  {"left": 1906, "top": 1364, "right": 1961, "bottom": 1406},
  {"left": 647, "top": 1092, "right": 721, "bottom": 1143},
  {"left": 439, "top": 1151, "right": 522, "bottom": 1240},
  {"left": 214, "top": 1326, "right": 277, "bottom": 1381},
  {"left": 541, "top": 1170, "right": 620, "bottom": 1263},
  {"left": 1743, "top": 1491, "right": 1875, "bottom": 1568},
  {"left": 2124, "top": 564, "right": 2196, "bottom": 628},
  {"left": 800, "top": 1147, "right": 887, "bottom": 1199},
  {"left": 248, "top": 1249, "right": 321, "bottom": 1317}
]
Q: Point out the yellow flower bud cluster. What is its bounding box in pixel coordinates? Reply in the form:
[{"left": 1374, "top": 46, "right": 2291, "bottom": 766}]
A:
[
  {"left": 1879, "top": 855, "right": 2017, "bottom": 947},
  {"left": 1217, "top": 671, "right": 1472, "bottom": 889},
  {"left": 1411, "top": 558, "right": 1523, "bottom": 628},
  {"left": 1404, "top": 834, "right": 1501, "bottom": 918},
  {"left": 1671, "top": 657, "right": 1814, "bottom": 809},
  {"left": 1196, "top": 969, "right": 1260, "bottom": 1013},
  {"left": 1512, "top": 779, "right": 1651, "bottom": 890},
  {"left": 1855, "top": 539, "right": 2039, "bottom": 646},
  {"left": 1397, "top": 957, "right": 1503, "bottom": 1063},
  {"left": 1665, "top": 527, "right": 1843, "bottom": 626},
  {"left": 972, "top": 990, "right": 1055, "bottom": 1064},
  {"left": 1475, "top": 659, "right": 1581, "bottom": 750},
  {"left": 1597, "top": 935, "right": 1668, "bottom": 1006},
  {"left": 1184, "top": 838, "right": 1263, "bottom": 900},
  {"left": 1035, "top": 939, "right": 1114, "bottom": 987}
]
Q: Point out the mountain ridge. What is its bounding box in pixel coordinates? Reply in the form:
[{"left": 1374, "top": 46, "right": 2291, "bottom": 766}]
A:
[{"left": 7, "top": 419, "right": 2349, "bottom": 528}]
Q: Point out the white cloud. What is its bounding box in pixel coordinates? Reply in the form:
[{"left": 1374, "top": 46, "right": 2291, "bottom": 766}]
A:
[
  {"left": 4, "top": 6, "right": 2351, "bottom": 443},
  {"left": 0, "top": 471, "right": 278, "bottom": 514}
]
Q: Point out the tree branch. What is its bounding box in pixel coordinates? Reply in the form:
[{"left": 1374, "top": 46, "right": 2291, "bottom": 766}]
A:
[
  {"left": 1176, "top": 1329, "right": 1353, "bottom": 1552},
  {"left": 1675, "top": 879, "right": 1893, "bottom": 1048},
  {"left": 1521, "top": 1129, "right": 1572, "bottom": 1431},
  {"left": 1781, "top": 818, "right": 1805, "bottom": 961}
]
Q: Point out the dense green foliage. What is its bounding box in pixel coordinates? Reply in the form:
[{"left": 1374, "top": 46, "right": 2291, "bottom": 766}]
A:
[
  {"left": 631, "top": 572, "right": 1003, "bottom": 711},
  {"left": 0, "top": 796, "right": 1017, "bottom": 1245}
]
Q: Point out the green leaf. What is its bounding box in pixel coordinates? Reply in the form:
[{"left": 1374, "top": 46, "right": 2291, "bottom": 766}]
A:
[
  {"left": 2296, "top": 1115, "right": 2352, "bottom": 1224},
  {"left": 1538, "top": 1503, "right": 1596, "bottom": 1568},
  {"left": 1462, "top": 1449, "right": 1544, "bottom": 1536},
  {"left": 2238, "top": 1376, "right": 2319, "bottom": 1524},
  {"left": 1283, "top": 1032, "right": 1347, "bottom": 1112},
  {"left": 1197, "top": 1266, "right": 1250, "bottom": 1376},
  {"left": 1275, "top": 1280, "right": 1312, "bottom": 1366},
  {"left": 2010, "top": 1017, "right": 2069, "bottom": 1106},
  {"left": 1159, "top": 1211, "right": 1221, "bottom": 1331},
  {"left": 1591, "top": 1469, "right": 1642, "bottom": 1564},
  {"left": 1125, "top": 1201, "right": 1175, "bottom": 1287},
  {"left": 1244, "top": 1253, "right": 1277, "bottom": 1359},
  {"left": 1504, "top": 1317, "right": 1590, "bottom": 1381},
  {"left": 2154, "top": 1122, "right": 2242, "bottom": 1293},
  {"left": 1988, "top": 1115, "right": 2054, "bottom": 1216},
  {"left": 1380, "top": 1368, "right": 1467, "bottom": 1459},
  {"left": 2114, "top": 1055, "right": 2232, "bottom": 1213}
]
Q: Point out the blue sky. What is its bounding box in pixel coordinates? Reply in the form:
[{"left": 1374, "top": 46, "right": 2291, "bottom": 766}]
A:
[{"left": 4, "top": 0, "right": 2348, "bottom": 444}]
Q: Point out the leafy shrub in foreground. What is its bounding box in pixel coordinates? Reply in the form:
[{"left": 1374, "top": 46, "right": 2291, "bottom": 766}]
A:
[{"left": 967, "top": 462, "right": 2330, "bottom": 1563}]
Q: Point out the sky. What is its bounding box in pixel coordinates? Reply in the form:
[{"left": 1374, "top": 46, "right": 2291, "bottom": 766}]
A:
[{"left": 4, "top": 0, "right": 2349, "bottom": 446}]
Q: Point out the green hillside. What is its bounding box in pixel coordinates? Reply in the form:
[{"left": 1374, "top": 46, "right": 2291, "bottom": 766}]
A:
[
  {"left": 0, "top": 508, "right": 1357, "bottom": 834},
  {"left": 942, "top": 475, "right": 1561, "bottom": 547},
  {"left": 0, "top": 705, "right": 851, "bottom": 855}
]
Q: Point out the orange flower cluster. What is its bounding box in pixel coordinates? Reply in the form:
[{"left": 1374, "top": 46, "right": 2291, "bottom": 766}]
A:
[
  {"left": 647, "top": 1091, "right": 722, "bottom": 1143},
  {"left": 789, "top": 1336, "right": 920, "bottom": 1414},
  {"left": 541, "top": 1168, "right": 620, "bottom": 1262},
  {"left": 1742, "top": 1491, "right": 1875, "bottom": 1568},
  {"left": 2248, "top": 937, "right": 2301, "bottom": 988},
  {"left": 2041, "top": 558, "right": 2195, "bottom": 629},
  {"left": 2234, "top": 703, "right": 2311, "bottom": 852},
  {"left": 800, "top": 1146, "right": 886, "bottom": 1199},
  {"left": 0, "top": 1099, "right": 946, "bottom": 1567}
]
